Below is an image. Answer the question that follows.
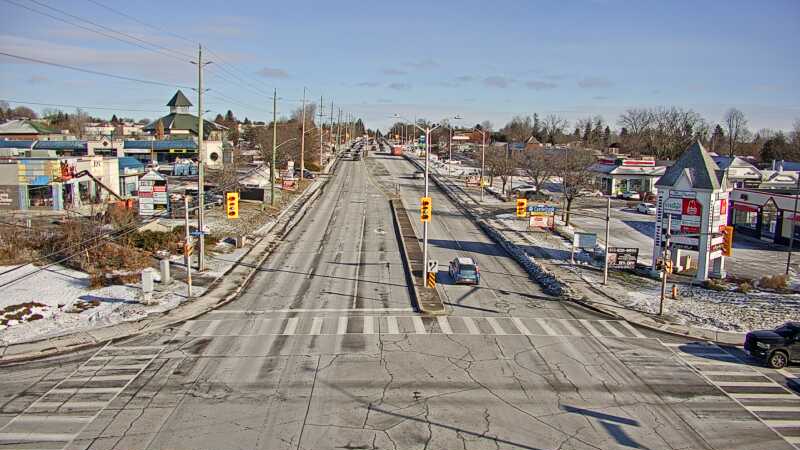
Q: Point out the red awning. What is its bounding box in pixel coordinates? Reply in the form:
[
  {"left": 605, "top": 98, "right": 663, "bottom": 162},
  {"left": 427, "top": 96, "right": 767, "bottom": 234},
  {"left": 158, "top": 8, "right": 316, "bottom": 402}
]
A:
[{"left": 732, "top": 203, "right": 758, "bottom": 212}]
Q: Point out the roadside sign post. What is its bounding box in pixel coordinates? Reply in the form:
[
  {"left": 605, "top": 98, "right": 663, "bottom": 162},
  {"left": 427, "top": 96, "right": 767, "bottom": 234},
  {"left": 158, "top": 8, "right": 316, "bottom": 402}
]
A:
[
  {"left": 426, "top": 260, "right": 438, "bottom": 288},
  {"left": 183, "top": 195, "right": 193, "bottom": 299},
  {"left": 659, "top": 215, "right": 672, "bottom": 316}
]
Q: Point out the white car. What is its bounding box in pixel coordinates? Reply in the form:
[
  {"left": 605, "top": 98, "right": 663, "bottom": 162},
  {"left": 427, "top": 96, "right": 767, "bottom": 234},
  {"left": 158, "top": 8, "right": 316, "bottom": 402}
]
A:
[
  {"left": 578, "top": 189, "right": 604, "bottom": 197},
  {"left": 620, "top": 191, "right": 641, "bottom": 200},
  {"left": 636, "top": 202, "right": 656, "bottom": 214}
]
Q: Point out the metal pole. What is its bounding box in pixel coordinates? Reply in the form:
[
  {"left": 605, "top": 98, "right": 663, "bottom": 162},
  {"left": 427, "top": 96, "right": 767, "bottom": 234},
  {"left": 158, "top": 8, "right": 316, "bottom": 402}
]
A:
[
  {"left": 196, "top": 44, "right": 206, "bottom": 271},
  {"left": 660, "top": 215, "right": 672, "bottom": 315},
  {"left": 318, "top": 96, "right": 324, "bottom": 167},
  {"left": 423, "top": 127, "right": 430, "bottom": 284},
  {"left": 448, "top": 127, "right": 452, "bottom": 177},
  {"left": 787, "top": 175, "right": 800, "bottom": 274},
  {"left": 480, "top": 131, "right": 486, "bottom": 202},
  {"left": 336, "top": 108, "right": 342, "bottom": 149},
  {"left": 300, "top": 87, "right": 306, "bottom": 181},
  {"left": 184, "top": 195, "right": 192, "bottom": 298},
  {"left": 329, "top": 101, "right": 334, "bottom": 152},
  {"left": 603, "top": 196, "right": 611, "bottom": 285},
  {"left": 270, "top": 88, "right": 277, "bottom": 206}
]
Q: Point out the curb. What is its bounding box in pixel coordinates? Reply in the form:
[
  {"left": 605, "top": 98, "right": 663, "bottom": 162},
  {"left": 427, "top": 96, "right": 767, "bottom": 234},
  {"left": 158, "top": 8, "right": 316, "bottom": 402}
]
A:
[
  {"left": 388, "top": 199, "right": 421, "bottom": 314},
  {"left": 0, "top": 162, "right": 335, "bottom": 365}
]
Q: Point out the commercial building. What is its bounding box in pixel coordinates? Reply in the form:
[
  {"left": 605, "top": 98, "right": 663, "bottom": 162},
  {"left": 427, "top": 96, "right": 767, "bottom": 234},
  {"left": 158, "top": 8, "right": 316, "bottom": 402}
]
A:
[{"left": 590, "top": 157, "right": 667, "bottom": 196}]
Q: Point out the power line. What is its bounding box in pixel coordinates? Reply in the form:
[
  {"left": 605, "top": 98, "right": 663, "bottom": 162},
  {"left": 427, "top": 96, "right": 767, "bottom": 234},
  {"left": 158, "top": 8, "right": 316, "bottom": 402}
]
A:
[
  {"left": 0, "top": 51, "right": 192, "bottom": 89},
  {"left": 1, "top": 99, "right": 163, "bottom": 113},
  {"left": 84, "top": 0, "right": 196, "bottom": 46}
]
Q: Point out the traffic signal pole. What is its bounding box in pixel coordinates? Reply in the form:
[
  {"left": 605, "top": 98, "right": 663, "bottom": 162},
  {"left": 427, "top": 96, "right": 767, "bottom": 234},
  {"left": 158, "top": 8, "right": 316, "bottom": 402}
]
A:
[{"left": 423, "top": 127, "right": 430, "bottom": 281}]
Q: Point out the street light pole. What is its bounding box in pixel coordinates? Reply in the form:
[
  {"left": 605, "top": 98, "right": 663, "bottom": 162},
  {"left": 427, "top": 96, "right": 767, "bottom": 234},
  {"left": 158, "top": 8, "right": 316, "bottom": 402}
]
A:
[
  {"left": 480, "top": 130, "right": 486, "bottom": 202},
  {"left": 423, "top": 126, "right": 431, "bottom": 278},
  {"left": 270, "top": 88, "right": 277, "bottom": 206},
  {"left": 787, "top": 174, "right": 800, "bottom": 274},
  {"left": 448, "top": 126, "right": 452, "bottom": 177},
  {"left": 603, "top": 196, "right": 611, "bottom": 285},
  {"left": 300, "top": 87, "right": 306, "bottom": 181},
  {"left": 192, "top": 44, "right": 211, "bottom": 271}
]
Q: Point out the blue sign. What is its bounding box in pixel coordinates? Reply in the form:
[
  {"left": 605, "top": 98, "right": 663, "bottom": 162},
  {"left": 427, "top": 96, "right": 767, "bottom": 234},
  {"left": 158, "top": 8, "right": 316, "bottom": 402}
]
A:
[
  {"left": 527, "top": 204, "right": 556, "bottom": 215},
  {"left": 190, "top": 231, "right": 206, "bottom": 237}
]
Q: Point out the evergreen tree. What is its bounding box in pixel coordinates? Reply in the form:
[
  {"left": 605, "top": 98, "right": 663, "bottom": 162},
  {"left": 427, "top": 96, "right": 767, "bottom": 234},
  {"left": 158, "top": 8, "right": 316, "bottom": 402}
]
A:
[
  {"left": 603, "top": 126, "right": 611, "bottom": 148},
  {"left": 110, "top": 114, "right": 119, "bottom": 124},
  {"left": 710, "top": 124, "right": 725, "bottom": 153},
  {"left": 532, "top": 113, "right": 541, "bottom": 140},
  {"left": 224, "top": 110, "right": 236, "bottom": 123}
]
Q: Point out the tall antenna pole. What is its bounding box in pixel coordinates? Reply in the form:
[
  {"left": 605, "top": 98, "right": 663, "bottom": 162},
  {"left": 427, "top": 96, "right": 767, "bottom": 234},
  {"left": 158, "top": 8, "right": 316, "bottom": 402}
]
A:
[{"left": 300, "top": 86, "right": 306, "bottom": 181}]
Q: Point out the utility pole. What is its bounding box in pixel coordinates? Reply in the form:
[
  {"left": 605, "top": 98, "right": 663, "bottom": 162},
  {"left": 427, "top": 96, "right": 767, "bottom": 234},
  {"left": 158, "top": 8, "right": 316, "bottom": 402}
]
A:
[
  {"left": 184, "top": 195, "right": 192, "bottom": 298},
  {"left": 448, "top": 126, "right": 453, "bottom": 177},
  {"left": 480, "top": 131, "right": 486, "bottom": 202},
  {"left": 193, "top": 44, "right": 211, "bottom": 272},
  {"left": 659, "top": 215, "right": 672, "bottom": 315},
  {"left": 318, "top": 96, "right": 324, "bottom": 167},
  {"left": 423, "top": 125, "right": 431, "bottom": 279},
  {"left": 603, "top": 197, "right": 611, "bottom": 285},
  {"left": 300, "top": 87, "right": 306, "bottom": 181},
  {"left": 271, "top": 88, "right": 277, "bottom": 206},
  {"left": 329, "top": 101, "right": 334, "bottom": 152},
  {"left": 336, "top": 108, "right": 342, "bottom": 149}
]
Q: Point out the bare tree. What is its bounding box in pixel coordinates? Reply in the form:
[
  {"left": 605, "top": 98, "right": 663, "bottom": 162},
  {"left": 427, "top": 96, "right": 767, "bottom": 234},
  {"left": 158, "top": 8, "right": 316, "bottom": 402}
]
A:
[
  {"left": 501, "top": 115, "right": 533, "bottom": 144},
  {"left": 618, "top": 108, "right": 654, "bottom": 152},
  {"left": 724, "top": 108, "right": 748, "bottom": 157},
  {"left": 557, "top": 148, "right": 597, "bottom": 226},
  {"left": 518, "top": 149, "right": 555, "bottom": 193},
  {"left": 69, "top": 108, "right": 90, "bottom": 138},
  {"left": 484, "top": 146, "right": 518, "bottom": 195},
  {"left": 542, "top": 114, "right": 568, "bottom": 145},
  {"left": 479, "top": 120, "right": 493, "bottom": 132}
]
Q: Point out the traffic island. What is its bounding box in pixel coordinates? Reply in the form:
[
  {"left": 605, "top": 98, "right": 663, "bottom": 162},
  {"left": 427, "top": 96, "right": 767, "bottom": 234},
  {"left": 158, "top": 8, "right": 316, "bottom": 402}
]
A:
[{"left": 389, "top": 198, "right": 445, "bottom": 315}]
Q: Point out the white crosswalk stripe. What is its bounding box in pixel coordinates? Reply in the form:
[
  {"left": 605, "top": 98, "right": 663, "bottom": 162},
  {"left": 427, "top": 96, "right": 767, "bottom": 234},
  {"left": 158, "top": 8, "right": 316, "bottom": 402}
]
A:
[
  {"left": 663, "top": 340, "right": 800, "bottom": 448},
  {"left": 363, "top": 316, "right": 374, "bottom": 334},
  {"left": 462, "top": 317, "right": 481, "bottom": 335},
  {"left": 437, "top": 316, "right": 453, "bottom": 334},
  {"left": 386, "top": 316, "right": 399, "bottom": 334},
  {"left": 486, "top": 317, "right": 506, "bottom": 335},
  {"left": 511, "top": 317, "right": 531, "bottom": 335},
  {"left": 535, "top": 318, "right": 556, "bottom": 336},
  {"left": 337, "top": 316, "right": 348, "bottom": 335},
  {"left": 579, "top": 319, "right": 603, "bottom": 337},
  {"left": 412, "top": 316, "right": 426, "bottom": 334},
  {"left": 309, "top": 317, "right": 323, "bottom": 335},
  {"left": 600, "top": 321, "right": 625, "bottom": 337}
]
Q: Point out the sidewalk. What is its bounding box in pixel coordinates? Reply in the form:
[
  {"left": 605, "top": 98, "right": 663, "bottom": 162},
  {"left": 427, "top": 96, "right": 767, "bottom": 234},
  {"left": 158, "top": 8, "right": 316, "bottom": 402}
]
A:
[
  {"left": 0, "top": 158, "right": 337, "bottom": 364},
  {"left": 412, "top": 156, "right": 749, "bottom": 345}
]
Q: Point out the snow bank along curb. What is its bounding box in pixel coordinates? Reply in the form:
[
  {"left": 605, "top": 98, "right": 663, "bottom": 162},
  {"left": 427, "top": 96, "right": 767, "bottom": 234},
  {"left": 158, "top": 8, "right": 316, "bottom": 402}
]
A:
[
  {"left": 405, "top": 155, "right": 747, "bottom": 345},
  {"left": 0, "top": 163, "right": 334, "bottom": 364},
  {"left": 388, "top": 199, "right": 423, "bottom": 313}
]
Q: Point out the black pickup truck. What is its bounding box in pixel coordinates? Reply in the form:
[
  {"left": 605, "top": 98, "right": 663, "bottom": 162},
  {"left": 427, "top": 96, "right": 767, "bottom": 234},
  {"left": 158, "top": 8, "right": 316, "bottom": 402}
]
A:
[{"left": 744, "top": 321, "right": 800, "bottom": 368}]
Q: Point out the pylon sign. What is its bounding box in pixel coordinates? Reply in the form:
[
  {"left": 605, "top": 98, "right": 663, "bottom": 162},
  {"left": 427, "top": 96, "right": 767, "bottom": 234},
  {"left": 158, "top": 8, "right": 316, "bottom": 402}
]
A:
[
  {"left": 516, "top": 198, "right": 527, "bottom": 217},
  {"left": 420, "top": 197, "right": 432, "bottom": 222},
  {"left": 226, "top": 192, "right": 239, "bottom": 219},
  {"left": 721, "top": 225, "right": 734, "bottom": 256}
]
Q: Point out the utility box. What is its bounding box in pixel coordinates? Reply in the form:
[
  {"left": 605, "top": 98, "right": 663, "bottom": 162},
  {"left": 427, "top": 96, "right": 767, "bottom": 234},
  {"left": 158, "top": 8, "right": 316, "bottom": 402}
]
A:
[
  {"left": 160, "top": 259, "right": 171, "bottom": 284},
  {"left": 141, "top": 268, "right": 156, "bottom": 305}
]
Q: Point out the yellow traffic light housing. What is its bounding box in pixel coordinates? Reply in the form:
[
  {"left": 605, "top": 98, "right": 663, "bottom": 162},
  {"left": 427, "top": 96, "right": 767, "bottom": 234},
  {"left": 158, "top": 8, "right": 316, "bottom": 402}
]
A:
[
  {"left": 420, "top": 196, "right": 432, "bottom": 222},
  {"left": 226, "top": 192, "right": 239, "bottom": 219},
  {"left": 722, "top": 225, "right": 733, "bottom": 256},
  {"left": 516, "top": 198, "right": 527, "bottom": 217}
]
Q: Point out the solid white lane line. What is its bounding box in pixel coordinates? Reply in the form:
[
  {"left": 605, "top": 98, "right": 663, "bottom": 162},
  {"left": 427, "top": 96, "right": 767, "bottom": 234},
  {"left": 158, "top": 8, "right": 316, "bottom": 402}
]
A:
[
  {"left": 437, "top": 316, "right": 453, "bottom": 334},
  {"left": 68, "top": 375, "right": 133, "bottom": 383},
  {"left": 60, "top": 401, "right": 112, "bottom": 409},
  {"left": 0, "top": 432, "right": 76, "bottom": 442},
  {"left": 337, "top": 316, "right": 348, "bottom": 335},
  {"left": 106, "top": 346, "right": 162, "bottom": 351},
  {"left": 536, "top": 318, "right": 557, "bottom": 336},
  {"left": 462, "top": 317, "right": 480, "bottom": 335},
  {"left": 282, "top": 317, "right": 299, "bottom": 335},
  {"left": 619, "top": 321, "right": 648, "bottom": 339},
  {"left": 678, "top": 351, "right": 735, "bottom": 359},
  {"left": 200, "top": 320, "right": 221, "bottom": 337},
  {"left": 579, "top": 319, "right": 603, "bottom": 337},
  {"left": 14, "top": 415, "right": 93, "bottom": 424},
  {"left": 558, "top": 320, "right": 583, "bottom": 337},
  {"left": 412, "top": 316, "right": 426, "bottom": 334},
  {"left": 97, "top": 364, "right": 148, "bottom": 370},
  {"left": 762, "top": 420, "right": 800, "bottom": 428},
  {"left": 91, "top": 354, "right": 159, "bottom": 361},
  {"left": 748, "top": 406, "right": 800, "bottom": 412},
  {"left": 511, "top": 318, "right": 531, "bottom": 335},
  {"left": 701, "top": 371, "right": 763, "bottom": 376},
  {"left": 210, "top": 308, "right": 414, "bottom": 313},
  {"left": 600, "top": 321, "right": 625, "bottom": 337},
  {"left": 363, "top": 316, "right": 374, "bottom": 334},
  {"left": 386, "top": 316, "right": 399, "bottom": 335},
  {"left": 309, "top": 317, "right": 323, "bottom": 335},
  {"left": 486, "top": 317, "right": 506, "bottom": 335},
  {"left": 730, "top": 393, "right": 799, "bottom": 399},
  {"left": 50, "top": 387, "right": 121, "bottom": 395}
]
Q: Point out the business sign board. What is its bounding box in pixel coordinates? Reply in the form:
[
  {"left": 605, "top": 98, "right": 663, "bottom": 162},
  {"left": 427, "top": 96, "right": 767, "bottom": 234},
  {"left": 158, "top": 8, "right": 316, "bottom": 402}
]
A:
[
  {"left": 139, "top": 170, "right": 168, "bottom": 216},
  {"left": 608, "top": 247, "right": 639, "bottom": 269},
  {"left": 528, "top": 204, "right": 556, "bottom": 216},
  {"left": 669, "top": 190, "right": 697, "bottom": 199},
  {"left": 529, "top": 215, "right": 554, "bottom": 229}
]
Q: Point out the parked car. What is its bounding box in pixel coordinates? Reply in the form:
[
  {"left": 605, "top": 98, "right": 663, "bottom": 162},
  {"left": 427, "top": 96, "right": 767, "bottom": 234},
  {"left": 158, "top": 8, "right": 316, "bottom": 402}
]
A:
[
  {"left": 744, "top": 321, "right": 800, "bottom": 368},
  {"left": 619, "top": 191, "right": 641, "bottom": 200},
  {"left": 578, "top": 189, "right": 604, "bottom": 197},
  {"left": 523, "top": 190, "right": 552, "bottom": 202},
  {"left": 636, "top": 202, "right": 656, "bottom": 214},
  {"left": 294, "top": 169, "right": 316, "bottom": 179},
  {"left": 448, "top": 257, "right": 481, "bottom": 285}
]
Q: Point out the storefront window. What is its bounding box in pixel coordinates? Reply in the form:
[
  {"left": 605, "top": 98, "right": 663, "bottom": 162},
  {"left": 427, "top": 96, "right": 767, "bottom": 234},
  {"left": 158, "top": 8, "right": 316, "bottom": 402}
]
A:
[
  {"left": 28, "top": 185, "right": 53, "bottom": 208},
  {"left": 733, "top": 209, "right": 758, "bottom": 231},
  {"left": 762, "top": 203, "right": 778, "bottom": 238}
]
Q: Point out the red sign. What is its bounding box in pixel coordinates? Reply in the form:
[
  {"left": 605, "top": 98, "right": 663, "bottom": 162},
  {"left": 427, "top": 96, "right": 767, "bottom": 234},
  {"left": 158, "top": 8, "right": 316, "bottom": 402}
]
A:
[
  {"left": 681, "top": 225, "right": 700, "bottom": 234},
  {"left": 719, "top": 199, "right": 727, "bottom": 215},
  {"left": 682, "top": 198, "right": 702, "bottom": 216}
]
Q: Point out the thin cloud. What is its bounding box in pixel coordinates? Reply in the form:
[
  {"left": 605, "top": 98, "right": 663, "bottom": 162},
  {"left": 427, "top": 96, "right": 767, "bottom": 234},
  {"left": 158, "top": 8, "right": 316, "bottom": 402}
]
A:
[
  {"left": 257, "top": 67, "right": 289, "bottom": 78},
  {"left": 382, "top": 68, "right": 407, "bottom": 75},
  {"left": 406, "top": 58, "right": 439, "bottom": 69},
  {"left": 525, "top": 80, "right": 558, "bottom": 90},
  {"left": 483, "top": 76, "right": 513, "bottom": 88},
  {"left": 593, "top": 95, "right": 610, "bottom": 100},
  {"left": 456, "top": 75, "right": 474, "bottom": 82},
  {"left": 356, "top": 81, "right": 380, "bottom": 87},
  {"left": 28, "top": 75, "right": 48, "bottom": 84},
  {"left": 578, "top": 77, "right": 613, "bottom": 89},
  {"left": 388, "top": 82, "right": 411, "bottom": 90}
]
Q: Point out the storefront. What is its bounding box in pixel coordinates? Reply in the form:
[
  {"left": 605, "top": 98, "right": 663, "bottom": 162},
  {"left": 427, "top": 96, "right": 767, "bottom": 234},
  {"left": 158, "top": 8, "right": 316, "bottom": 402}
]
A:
[
  {"left": 729, "top": 189, "right": 800, "bottom": 246},
  {"left": 590, "top": 158, "right": 666, "bottom": 196}
]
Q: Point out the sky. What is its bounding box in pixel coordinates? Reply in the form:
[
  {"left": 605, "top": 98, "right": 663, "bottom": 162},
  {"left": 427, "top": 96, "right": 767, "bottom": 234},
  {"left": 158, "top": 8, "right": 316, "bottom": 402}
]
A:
[{"left": 1, "top": 0, "right": 799, "bottom": 133}]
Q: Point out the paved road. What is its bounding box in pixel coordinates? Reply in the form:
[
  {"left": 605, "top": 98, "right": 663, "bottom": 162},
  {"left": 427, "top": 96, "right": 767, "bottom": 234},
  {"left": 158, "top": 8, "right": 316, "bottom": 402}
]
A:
[{"left": 0, "top": 142, "right": 797, "bottom": 450}]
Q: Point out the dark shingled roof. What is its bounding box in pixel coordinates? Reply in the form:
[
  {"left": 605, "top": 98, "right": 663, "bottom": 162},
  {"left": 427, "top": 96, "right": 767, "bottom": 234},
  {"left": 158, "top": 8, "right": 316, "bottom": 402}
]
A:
[
  {"left": 656, "top": 141, "right": 726, "bottom": 190},
  {"left": 142, "top": 113, "right": 223, "bottom": 138},
  {"left": 167, "top": 90, "right": 192, "bottom": 107},
  {"left": 124, "top": 139, "right": 197, "bottom": 150}
]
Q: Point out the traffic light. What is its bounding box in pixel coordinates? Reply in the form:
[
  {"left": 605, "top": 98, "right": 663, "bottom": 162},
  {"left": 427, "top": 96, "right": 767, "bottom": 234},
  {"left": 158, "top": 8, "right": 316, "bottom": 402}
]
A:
[
  {"left": 226, "top": 192, "right": 239, "bottom": 219},
  {"left": 420, "top": 196, "right": 432, "bottom": 222},
  {"left": 722, "top": 225, "right": 734, "bottom": 256},
  {"left": 516, "top": 198, "right": 527, "bottom": 217}
]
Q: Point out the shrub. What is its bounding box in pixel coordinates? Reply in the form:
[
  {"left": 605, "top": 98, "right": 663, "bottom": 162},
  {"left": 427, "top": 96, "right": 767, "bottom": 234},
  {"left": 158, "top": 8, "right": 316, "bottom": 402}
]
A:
[
  {"left": 759, "top": 274, "right": 788, "bottom": 291},
  {"left": 737, "top": 282, "right": 753, "bottom": 294},
  {"left": 703, "top": 279, "right": 726, "bottom": 291}
]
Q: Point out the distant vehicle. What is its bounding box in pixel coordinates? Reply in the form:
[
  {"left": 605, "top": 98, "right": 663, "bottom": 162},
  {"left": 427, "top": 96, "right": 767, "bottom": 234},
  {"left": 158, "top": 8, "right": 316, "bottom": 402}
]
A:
[
  {"left": 510, "top": 185, "right": 534, "bottom": 195},
  {"left": 636, "top": 202, "right": 656, "bottom": 214},
  {"left": 619, "top": 191, "right": 641, "bottom": 200},
  {"left": 449, "top": 257, "right": 480, "bottom": 285},
  {"left": 519, "top": 190, "right": 551, "bottom": 202},
  {"left": 412, "top": 170, "right": 424, "bottom": 179},
  {"left": 744, "top": 321, "right": 800, "bottom": 368},
  {"left": 391, "top": 146, "right": 404, "bottom": 156},
  {"left": 578, "top": 189, "right": 604, "bottom": 197},
  {"left": 294, "top": 169, "right": 316, "bottom": 179}
]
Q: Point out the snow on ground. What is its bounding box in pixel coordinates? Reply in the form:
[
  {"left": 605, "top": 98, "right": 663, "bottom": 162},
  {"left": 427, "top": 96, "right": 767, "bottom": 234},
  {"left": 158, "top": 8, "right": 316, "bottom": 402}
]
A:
[{"left": 499, "top": 216, "right": 800, "bottom": 332}]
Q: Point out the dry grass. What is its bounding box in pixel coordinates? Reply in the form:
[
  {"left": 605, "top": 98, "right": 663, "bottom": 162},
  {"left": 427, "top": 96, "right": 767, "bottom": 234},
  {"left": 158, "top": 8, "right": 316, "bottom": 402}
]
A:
[{"left": 758, "top": 274, "right": 788, "bottom": 291}]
